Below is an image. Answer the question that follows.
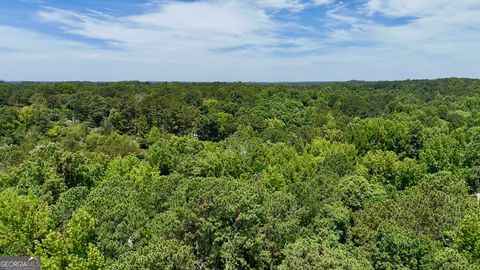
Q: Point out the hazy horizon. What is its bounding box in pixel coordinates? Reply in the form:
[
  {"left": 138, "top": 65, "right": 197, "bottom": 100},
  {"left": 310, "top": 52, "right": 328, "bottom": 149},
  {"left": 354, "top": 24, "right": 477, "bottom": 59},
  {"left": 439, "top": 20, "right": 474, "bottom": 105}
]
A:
[{"left": 1, "top": 77, "right": 478, "bottom": 84}]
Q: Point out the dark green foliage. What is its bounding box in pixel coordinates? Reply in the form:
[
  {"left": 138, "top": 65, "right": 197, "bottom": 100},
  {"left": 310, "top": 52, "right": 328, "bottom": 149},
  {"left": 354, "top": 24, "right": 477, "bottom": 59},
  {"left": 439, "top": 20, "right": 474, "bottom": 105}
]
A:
[{"left": 0, "top": 79, "right": 479, "bottom": 269}]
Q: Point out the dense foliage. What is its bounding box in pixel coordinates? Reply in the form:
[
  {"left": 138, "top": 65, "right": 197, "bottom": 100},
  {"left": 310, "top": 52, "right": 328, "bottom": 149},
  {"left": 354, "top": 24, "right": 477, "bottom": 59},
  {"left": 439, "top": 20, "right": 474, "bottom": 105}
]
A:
[{"left": 1, "top": 79, "right": 480, "bottom": 269}]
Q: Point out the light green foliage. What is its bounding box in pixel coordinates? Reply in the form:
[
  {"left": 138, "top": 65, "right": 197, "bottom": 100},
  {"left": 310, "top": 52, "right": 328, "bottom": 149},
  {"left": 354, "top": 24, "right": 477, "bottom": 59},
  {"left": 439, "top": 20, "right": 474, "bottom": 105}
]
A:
[
  {"left": 133, "top": 115, "right": 149, "bottom": 138},
  {"left": 347, "top": 117, "right": 411, "bottom": 156},
  {"left": 108, "top": 237, "right": 199, "bottom": 270},
  {"left": 17, "top": 106, "right": 34, "bottom": 127},
  {"left": 359, "top": 150, "right": 426, "bottom": 189},
  {"left": 107, "top": 109, "right": 123, "bottom": 131},
  {"left": 0, "top": 189, "right": 51, "bottom": 255},
  {"left": 304, "top": 138, "right": 357, "bottom": 177},
  {"left": 360, "top": 150, "right": 399, "bottom": 185},
  {"left": 279, "top": 237, "right": 372, "bottom": 270},
  {"left": 353, "top": 172, "right": 472, "bottom": 249},
  {"left": 147, "top": 135, "right": 203, "bottom": 175},
  {"left": 35, "top": 211, "right": 104, "bottom": 270},
  {"left": 421, "top": 248, "right": 471, "bottom": 270},
  {"left": 456, "top": 215, "right": 480, "bottom": 262},
  {"left": 337, "top": 175, "right": 385, "bottom": 211},
  {"left": 421, "top": 134, "right": 464, "bottom": 173},
  {"left": 85, "top": 132, "right": 140, "bottom": 157},
  {"left": 203, "top": 98, "right": 219, "bottom": 111},
  {"left": 146, "top": 126, "right": 163, "bottom": 145}
]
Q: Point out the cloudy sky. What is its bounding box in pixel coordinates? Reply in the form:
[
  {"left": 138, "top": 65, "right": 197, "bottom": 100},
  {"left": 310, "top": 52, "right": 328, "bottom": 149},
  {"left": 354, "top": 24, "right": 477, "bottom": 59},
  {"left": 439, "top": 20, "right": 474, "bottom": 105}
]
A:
[{"left": 0, "top": 0, "right": 479, "bottom": 81}]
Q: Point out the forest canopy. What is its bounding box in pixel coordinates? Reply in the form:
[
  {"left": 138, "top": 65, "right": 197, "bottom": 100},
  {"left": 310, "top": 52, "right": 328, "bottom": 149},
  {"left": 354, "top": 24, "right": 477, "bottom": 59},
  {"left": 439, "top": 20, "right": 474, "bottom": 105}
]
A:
[{"left": 1, "top": 78, "right": 480, "bottom": 269}]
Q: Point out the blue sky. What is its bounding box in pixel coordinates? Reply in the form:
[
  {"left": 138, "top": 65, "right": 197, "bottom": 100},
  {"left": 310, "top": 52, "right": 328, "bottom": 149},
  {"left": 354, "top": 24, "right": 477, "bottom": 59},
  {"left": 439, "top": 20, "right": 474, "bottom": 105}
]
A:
[{"left": 0, "top": 0, "right": 479, "bottom": 81}]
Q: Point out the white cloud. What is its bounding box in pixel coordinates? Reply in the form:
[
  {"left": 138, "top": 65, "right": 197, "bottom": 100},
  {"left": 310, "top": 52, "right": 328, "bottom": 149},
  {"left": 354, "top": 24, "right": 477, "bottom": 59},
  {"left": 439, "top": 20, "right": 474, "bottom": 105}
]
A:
[
  {"left": 128, "top": 1, "right": 273, "bottom": 36},
  {"left": 253, "top": 0, "right": 333, "bottom": 11},
  {"left": 36, "top": 1, "right": 315, "bottom": 60},
  {"left": 254, "top": 0, "right": 307, "bottom": 11},
  {"left": 331, "top": 0, "right": 480, "bottom": 57},
  {"left": 312, "top": 0, "right": 333, "bottom": 6},
  {"left": 364, "top": 0, "right": 480, "bottom": 17},
  {"left": 0, "top": 25, "right": 96, "bottom": 58}
]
